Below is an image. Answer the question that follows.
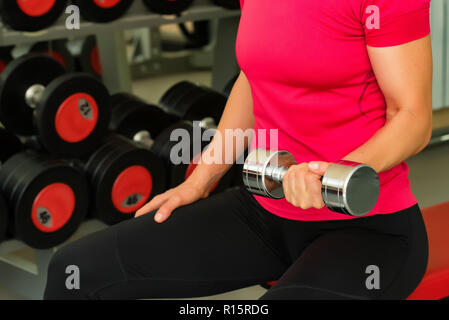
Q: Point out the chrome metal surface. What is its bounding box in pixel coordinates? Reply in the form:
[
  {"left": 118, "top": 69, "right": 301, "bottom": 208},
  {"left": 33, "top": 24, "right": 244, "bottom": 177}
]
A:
[
  {"left": 322, "top": 161, "right": 380, "bottom": 217},
  {"left": 242, "top": 149, "right": 296, "bottom": 199},
  {"left": 133, "top": 130, "right": 154, "bottom": 149},
  {"left": 25, "top": 84, "right": 45, "bottom": 109}
]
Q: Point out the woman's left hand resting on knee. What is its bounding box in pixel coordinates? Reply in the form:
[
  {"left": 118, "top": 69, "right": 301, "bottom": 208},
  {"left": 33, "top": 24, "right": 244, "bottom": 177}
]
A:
[{"left": 135, "top": 72, "right": 256, "bottom": 223}]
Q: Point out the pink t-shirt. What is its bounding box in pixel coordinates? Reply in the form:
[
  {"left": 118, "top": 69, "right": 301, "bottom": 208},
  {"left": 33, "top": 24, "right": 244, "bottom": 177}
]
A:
[{"left": 236, "top": 0, "right": 431, "bottom": 221}]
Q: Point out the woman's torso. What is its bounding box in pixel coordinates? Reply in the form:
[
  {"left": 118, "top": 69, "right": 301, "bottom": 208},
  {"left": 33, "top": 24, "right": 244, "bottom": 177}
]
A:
[{"left": 236, "top": 0, "right": 430, "bottom": 221}]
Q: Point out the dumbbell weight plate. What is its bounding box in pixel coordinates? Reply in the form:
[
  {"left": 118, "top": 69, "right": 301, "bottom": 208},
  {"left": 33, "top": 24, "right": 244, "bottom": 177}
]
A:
[
  {"left": 110, "top": 93, "right": 180, "bottom": 140},
  {"left": 142, "top": 0, "right": 194, "bottom": 15},
  {"left": 0, "top": 128, "right": 23, "bottom": 164},
  {"left": 0, "top": 0, "right": 68, "bottom": 31},
  {"left": 85, "top": 134, "right": 166, "bottom": 225},
  {"left": 161, "top": 81, "right": 226, "bottom": 124},
  {"left": 0, "top": 55, "right": 66, "bottom": 136},
  {"left": 159, "top": 81, "right": 197, "bottom": 113},
  {"left": 110, "top": 92, "right": 136, "bottom": 110},
  {"left": 169, "top": 85, "right": 207, "bottom": 118},
  {"left": 211, "top": 0, "right": 240, "bottom": 10},
  {"left": 80, "top": 36, "right": 102, "bottom": 78},
  {"left": 0, "top": 192, "right": 8, "bottom": 244},
  {"left": 36, "top": 73, "right": 111, "bottom": 157},
  {"left": 0, "top": 152, "right": 89, "bottom": 249},
  {"left": 72, "top": 0, "right": 134, "bottom": 23},
  {"left": 0, "top": 46, "right": 13, "bottom": 75},
  {"left": 29, "top": 40, "right": 76, "bottom": 72},
  {"left": 183, "top": 88, "right": 226, "bottom": 124}
]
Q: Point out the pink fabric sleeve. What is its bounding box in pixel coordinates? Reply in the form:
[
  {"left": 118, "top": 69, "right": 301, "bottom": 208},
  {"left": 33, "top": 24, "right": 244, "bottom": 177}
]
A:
[
  {"left": 362, "top": 0, "right": 430, "bottom": 47},
  {"left": 240, "top": 0, "right": 244, "bottom": 9}
]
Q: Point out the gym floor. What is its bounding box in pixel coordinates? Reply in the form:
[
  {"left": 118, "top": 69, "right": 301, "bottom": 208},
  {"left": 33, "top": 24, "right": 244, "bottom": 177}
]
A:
[{"left": 0, "top": 71, "right": 447, "bottom": 300}]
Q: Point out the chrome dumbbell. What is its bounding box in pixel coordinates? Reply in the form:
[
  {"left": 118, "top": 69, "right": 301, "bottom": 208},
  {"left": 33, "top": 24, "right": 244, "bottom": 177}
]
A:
[{"left": 242, "top": 149, "right": 380, "bottom": 217}]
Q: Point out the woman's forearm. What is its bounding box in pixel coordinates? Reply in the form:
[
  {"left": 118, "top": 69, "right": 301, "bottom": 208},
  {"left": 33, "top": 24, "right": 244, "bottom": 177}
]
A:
[
  {"left": 188, "top": 72, "right": 255, "bottom": 193},
  {"left": 343, "top": 106, "right": 432, "bottom": 173}
]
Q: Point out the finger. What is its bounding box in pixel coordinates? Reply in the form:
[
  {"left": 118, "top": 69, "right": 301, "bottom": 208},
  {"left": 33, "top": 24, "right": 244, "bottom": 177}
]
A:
[
  {"left": 283, "top": 171, "right": 293, "bottom": 204},
  {"left": 308, "top": 161, "right": 331, "bottom": 176},
  {"left": 296, "top": 168, "right": 312, "bottom": 208},
  {"left": 154, "top": 195, "right": 184, "bottom": 223},
  {"left": 288, "top": 171, "right": 299, "bottom": 206},
  {"left": 306, "top": 173, "right": 325, "bottom": 209},
  {"left": 135, "top": 192, "right": 172, "bottom": 217}
]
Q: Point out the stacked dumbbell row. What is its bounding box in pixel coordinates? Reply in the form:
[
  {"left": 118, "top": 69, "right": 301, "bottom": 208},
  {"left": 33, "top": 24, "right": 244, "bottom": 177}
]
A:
[
  {"left": 0, "top": 54, "right": 238, "bottom": 248},
  {"left": 0, "top": 54, "right": 148, "bottom": 247},
  {"left": 0, "top": 0, "right": 240, "bottom": 32},
  {"left": 0, "top": 54, "right": 108, "bottom": 248},
  {"left": 0, "top": 37, "right": 101, "bottom": 79}
]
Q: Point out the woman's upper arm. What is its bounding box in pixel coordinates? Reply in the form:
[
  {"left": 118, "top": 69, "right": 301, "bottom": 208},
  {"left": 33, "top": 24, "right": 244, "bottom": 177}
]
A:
[
  {"left": 367, "top": 36, "right": 432, "bottom": 120},
  {"left": 360, "top": 0, "right": 432, "bottom": 120}
]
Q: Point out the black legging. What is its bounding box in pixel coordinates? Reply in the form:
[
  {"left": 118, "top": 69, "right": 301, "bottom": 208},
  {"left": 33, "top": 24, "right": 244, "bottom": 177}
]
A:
[{"left": 44, "top": 187, "right": 428, "bottom": 300}]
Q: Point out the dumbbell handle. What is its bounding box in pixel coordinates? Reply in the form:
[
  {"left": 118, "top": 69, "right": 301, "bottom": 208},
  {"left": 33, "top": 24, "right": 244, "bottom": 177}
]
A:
[
  {"left": 264, "top": 165, "right": 289, "bottom": 184},
  {"left": 25, "top": 84, "right": 45, "bottom": 109}
]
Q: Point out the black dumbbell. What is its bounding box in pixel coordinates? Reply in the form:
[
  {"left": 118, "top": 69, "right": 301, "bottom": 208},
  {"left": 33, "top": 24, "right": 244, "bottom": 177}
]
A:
[
  {"left": 0, "top": 191, "right": 8, "bottom": 245},
  {"left": 0, "top": 46, "right": 13, "bottom": 75},
  {"left": 210, "top": 0, "right": 240, "bottom": 10},
  {"left": 142, "top": 0, "right": 194, "bottom": 15},
  {"left": 0, "top": 127, "right": 20, "bottom": 245},
  {"left": 0, "top": 0, "right": 68, "bottom": 31},
  {"left": 79, "top": 36, "right": 102, "bottom": 78},
  {"left": 29, "top": 40, "right": 76, "bottom": 72},
  {"left": 72, "top": 0, "right": 134, "bottom": 23},
  {"left": 0, "top": 129, "right": 89, "bottom": 249},
  {"left": 243, "top": 149, "right": 380, "bottom": 217},
  {"left": 84, "top": 134, "right": 166, "bottom": 225},
  {"left": 0, "top": 55, "right": 111, "bottom": 157},
  {"left": 159, "top": 81, "right": 227, "bottom": 125},
  {"left": 110, "top": 92, "right": 180, "bottom": 142}
]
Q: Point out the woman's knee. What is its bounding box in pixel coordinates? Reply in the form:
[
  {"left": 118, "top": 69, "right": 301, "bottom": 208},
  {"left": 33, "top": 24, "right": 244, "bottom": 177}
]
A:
[
  {"left": 44, "top": 243, "right": 87, "bottom": 299},
  {"left": 44, "top": 227, "right": 126, "bottom": 300}
]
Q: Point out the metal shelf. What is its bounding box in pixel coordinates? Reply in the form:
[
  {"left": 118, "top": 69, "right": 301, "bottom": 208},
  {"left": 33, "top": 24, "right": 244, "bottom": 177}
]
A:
[{"left": 0, "top": 1, "right": 240, "bottom": 46}]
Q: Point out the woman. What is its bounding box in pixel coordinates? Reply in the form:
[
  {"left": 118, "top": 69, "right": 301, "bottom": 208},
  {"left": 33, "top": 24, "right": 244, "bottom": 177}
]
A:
[{"left": 45, "top": 0, "right": 432, "bottom": 299}]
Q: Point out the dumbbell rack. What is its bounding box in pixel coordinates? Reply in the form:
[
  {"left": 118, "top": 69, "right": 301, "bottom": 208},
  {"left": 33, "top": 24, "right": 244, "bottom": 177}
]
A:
[{"left": 0, "top": 0, "right": 241, "bottom": 94}]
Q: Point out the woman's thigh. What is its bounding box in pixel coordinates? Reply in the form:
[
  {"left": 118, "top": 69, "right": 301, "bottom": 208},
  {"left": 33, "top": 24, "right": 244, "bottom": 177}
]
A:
[
  {"left": 44, "top": 188, "right": 288, "bottom": 299},
  {"left": 261, "top": 226, "right": 427, "bottom": 300}
]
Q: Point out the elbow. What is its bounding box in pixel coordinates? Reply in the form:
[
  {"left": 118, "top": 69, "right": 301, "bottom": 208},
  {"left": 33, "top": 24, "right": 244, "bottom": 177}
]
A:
[{"left": 415, "top": 122, "right": 432, "bottom": 155}]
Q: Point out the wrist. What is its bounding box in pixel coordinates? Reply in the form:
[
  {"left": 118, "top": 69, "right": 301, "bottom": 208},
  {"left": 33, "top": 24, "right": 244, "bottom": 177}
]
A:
[{"left": 186, "top": 174, "right": 215, "bottom": 197}]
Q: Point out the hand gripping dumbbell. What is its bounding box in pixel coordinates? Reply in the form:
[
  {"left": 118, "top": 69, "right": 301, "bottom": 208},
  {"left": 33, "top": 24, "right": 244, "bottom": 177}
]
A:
[
  {"left": 0, "top": 55, "right": 110, "bottom": 157},
  {"left": 242, "top": 149, "right": 380, "bottom": 217}
]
